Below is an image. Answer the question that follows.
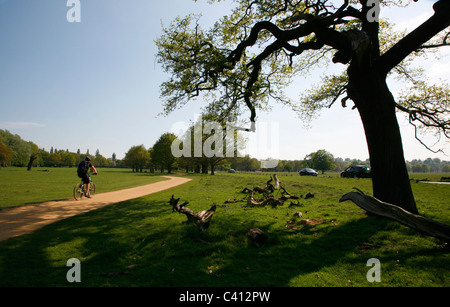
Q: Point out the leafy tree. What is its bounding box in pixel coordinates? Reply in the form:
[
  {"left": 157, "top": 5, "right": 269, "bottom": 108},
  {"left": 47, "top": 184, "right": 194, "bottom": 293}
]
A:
[
  {"left": 151, "top": 133, "right": 178, "bottom": 173},
  {"left": 441, "top": 164, "right": 450, "bottom": 173},
  {"left": 0, "top": 129, "right": 39, "bottom": 167},
  {"left": 60, "top": 151, "right": 77, "bottom": 167},
  {"left": 93, "top": 149, "right": 108, "bottom": 167},
  {"left": 171, "top": 118, "right": 239, "bottom": 174},
  {"left": 232, "top": 154, "right": 260, "bottom": 172},
  {"left": 48, "top": 153, "right": 62, "bottom": 167},
  {"left": 0, "top": 139, "right": 13, "bottom": 167},
  {"left": 110, "top": 152, "right": 117, "bottom": 167},
  {"left": 124, "top": 145, "right": 150, "bottom": 172},
  {"left": 93, "top": 155, "right": 108, "bottom": 167},
  {"left": 156, "top": 0, "right": 450, "bottom": 214},
  {"left": 305, "top": 149, "right": 335, "bottom": 174}
]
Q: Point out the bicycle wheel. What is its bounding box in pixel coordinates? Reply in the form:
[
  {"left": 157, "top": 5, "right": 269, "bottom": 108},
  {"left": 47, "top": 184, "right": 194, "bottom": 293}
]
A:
[
  {"left": 89, "top": 182, "right": 96, "bottom": 197},
  {"left": 73, "top": 183, "right": 84, "bottom": 200}
]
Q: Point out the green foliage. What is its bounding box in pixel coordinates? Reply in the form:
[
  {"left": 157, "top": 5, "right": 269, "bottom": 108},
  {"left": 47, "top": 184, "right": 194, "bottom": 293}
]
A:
[
  {"left": 156, "top": 1, "right": 449, "bottom": 147},
  {"left": 123, "top": 145, "right": 151, "bottom": 173},
  {"left": 0, "top": 129, "right": 39, "bottom": 167},
  {"left": 0, "top": 139, "right": 13, "bottom": 167},
  {"left": 304, "top": 149, "right": 336, "bottom": 174},
  {"left": 150, "top": 133, "right": 178, "bottom": 173}
]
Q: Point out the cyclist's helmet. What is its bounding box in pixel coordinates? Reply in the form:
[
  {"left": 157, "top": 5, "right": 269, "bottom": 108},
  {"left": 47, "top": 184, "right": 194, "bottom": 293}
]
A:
[{"left": 85, "top": 156, "right": 91, "bottom": 161}]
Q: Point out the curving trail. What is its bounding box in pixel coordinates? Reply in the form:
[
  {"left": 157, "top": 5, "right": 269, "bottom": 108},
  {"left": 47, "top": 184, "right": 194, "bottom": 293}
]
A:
[{"left": 0, "top": 176, "right": 192, "bottom": 242}]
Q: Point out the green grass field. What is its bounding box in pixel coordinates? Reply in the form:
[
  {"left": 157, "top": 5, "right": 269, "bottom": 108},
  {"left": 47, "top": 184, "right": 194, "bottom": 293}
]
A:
[
  {"left": 0, "top": 167, "right": 167, "bottom": 209},
  {"left": 0, "top": 170, "right": 448, "bottom": 287}
]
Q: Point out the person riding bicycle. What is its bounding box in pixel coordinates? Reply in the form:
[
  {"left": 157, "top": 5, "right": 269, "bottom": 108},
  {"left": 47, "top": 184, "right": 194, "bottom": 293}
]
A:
[{"left": 77, "top": 156, "right": 97, "bottom": 198}]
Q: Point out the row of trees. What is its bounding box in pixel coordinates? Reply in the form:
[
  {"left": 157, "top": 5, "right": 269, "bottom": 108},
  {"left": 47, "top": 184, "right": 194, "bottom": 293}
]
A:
[
  {"left": 0, "top": 129, "right": 120, "bottom": 168},
  {"left": 123, "top": 133, "right": 178, "bottom": 173},
  {"left": 37, "top": 148, "right": 120, "bottom": 168},
  {"left": 2, "top": 129, "right": 449, "bottom": 173},
  {"left": 122, "top": 130, "right": 450, "bottom": 174}
]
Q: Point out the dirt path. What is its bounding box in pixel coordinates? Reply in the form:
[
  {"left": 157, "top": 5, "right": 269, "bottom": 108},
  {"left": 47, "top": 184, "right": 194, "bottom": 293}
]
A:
[{"left": 0, "top": 176, "right": 192, "bottom": 242}]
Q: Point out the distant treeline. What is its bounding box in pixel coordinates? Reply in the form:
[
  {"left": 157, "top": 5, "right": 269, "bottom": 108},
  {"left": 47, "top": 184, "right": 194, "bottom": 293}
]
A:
[
  {"left": 1, "top": 129, "right": 449, "bottom": 173},
  {"left": 0, "top": 129, "right": 121, "bottom": 168}
]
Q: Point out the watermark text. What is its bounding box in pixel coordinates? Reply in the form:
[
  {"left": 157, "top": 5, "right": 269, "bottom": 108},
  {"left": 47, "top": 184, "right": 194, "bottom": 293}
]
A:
[{"left": 66, "top": 0, "right": 81, "bottom": 23}]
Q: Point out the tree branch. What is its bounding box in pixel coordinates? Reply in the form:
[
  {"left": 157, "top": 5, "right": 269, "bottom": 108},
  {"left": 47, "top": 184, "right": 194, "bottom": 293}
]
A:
[
  {"left": 379, "top": 0, "right": 450, "bottom": 75},
  {"left": 340, "top": 188, "right": 450, "bottom": 243}
]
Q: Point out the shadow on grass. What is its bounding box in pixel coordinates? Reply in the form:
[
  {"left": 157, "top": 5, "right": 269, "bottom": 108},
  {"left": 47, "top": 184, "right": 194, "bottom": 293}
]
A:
[{"left": 0, "top": 194, "right": 447, "bottom": 287}]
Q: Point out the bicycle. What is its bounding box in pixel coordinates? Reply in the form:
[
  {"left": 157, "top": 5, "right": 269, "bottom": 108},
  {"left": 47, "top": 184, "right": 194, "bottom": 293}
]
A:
[{"left": 73, "top": 172, "right": 96, "bottom": 200}]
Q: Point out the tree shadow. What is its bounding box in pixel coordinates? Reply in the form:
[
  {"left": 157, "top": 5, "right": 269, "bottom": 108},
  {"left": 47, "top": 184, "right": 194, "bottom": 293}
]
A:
[{"left": 0, "top": 195, "right": 447, "bottom": 287}]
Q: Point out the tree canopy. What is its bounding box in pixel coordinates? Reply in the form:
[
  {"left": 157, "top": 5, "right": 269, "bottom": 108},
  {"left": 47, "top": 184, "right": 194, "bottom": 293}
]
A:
[
  {"left": 0, "top": 129, "right": 39, "bottom": 167},
  {"left": 156, "top": 0, "right": 450, "bottom": 213},
  {"left": 151, "top": 133, "right": 178, "bottom": 173},
  {"left": 305, "top": 149, "right": 335, "bottom": 174},
  {"left": 124, "top": 145, "right": 150, "bottom": 172},
  {"left": 156, "top": 0, "right": 449, "bottom": 141}
]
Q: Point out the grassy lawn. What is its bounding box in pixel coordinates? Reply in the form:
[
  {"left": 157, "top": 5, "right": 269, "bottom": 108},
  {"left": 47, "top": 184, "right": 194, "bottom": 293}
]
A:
[
  {"left": 0, "top": 171, "right": 448, "bottom": 286},
  {"left": 0, "top": 167, "right": 168, "bottom": 209}
]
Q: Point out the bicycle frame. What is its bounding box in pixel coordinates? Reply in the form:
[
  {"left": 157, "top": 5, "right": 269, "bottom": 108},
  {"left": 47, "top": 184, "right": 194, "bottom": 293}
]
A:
[{"left": 73, "top": 172, "right": 96, "bottom": 200}]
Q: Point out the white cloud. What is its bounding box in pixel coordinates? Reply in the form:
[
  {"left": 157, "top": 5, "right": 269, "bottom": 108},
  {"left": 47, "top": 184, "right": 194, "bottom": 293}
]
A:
[{"left": 1, "top": 122, "right": 46, "bottom": 129}]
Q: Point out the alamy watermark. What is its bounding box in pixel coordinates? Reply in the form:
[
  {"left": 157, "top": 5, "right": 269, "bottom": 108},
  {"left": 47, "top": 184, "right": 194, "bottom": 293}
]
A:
[
  {"left": 170, "top": 114, "right": 280, "bottom": 169},
  {"left": 66, "top": 258, "right": 81, "bottom": 283},
  {"left": 366, "top": 258, "right": 381, "bottom": 282},
  {"left": 66, "top": 0, "right": 81, "bottom": 23},
  {"left": 366, "top": 0, "right": 380, "bottom": 23}
]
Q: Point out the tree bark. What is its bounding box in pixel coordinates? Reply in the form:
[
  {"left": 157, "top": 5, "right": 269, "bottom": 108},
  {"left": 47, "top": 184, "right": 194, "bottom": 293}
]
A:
[
  {"left": 346, "top": 0, "right": 450, "bottom": 215},
  {"left": 27, "top": 153, "right": 39, "bottom": 171},
  {"left": 347, "top": 65, "right": 418, "bottom": 214}
]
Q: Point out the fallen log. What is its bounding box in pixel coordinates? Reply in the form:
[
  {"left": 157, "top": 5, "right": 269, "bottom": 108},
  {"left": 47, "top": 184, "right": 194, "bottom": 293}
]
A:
[
  {"left": 242, "top": 174, "right": 299, "bottom": 207},
  {"left": 339, "top": 188, "right": 450, "bottom": 243},
  {"left": 169, "top": 195, "right": 217, "bottom": 232},
  {"left": 242, "top": 174, "right": 281, "bottom": 194},
  {"left": 247, "top": 194, "right": 284, "bottom": 207}
]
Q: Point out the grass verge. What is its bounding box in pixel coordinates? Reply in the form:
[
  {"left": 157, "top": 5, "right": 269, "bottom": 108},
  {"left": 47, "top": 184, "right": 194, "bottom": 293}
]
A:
[{"left": 0, "top": 167, "right": 168, "bottom": 209}]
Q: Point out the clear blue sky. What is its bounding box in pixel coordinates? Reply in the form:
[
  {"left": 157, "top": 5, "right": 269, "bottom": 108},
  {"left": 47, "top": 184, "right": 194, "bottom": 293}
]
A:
[{"left": 0, "top": 0, "right": 448, "bottom": 162}]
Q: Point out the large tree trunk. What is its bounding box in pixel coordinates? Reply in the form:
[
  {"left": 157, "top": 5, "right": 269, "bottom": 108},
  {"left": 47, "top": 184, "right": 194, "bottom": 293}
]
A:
[
  {"left": 27, "top": 153, "right": 38, "bottom": 171},
  {"left": 348, "top": 68, "right": 418, "bottom": 214}
]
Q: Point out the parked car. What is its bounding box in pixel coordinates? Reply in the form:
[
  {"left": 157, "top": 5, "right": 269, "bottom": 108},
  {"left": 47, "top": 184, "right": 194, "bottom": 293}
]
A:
[
  {"left": 228, "top": 169, "right": 236, "bottom": 173},
  {"left": 340, "top": 165, "right": 371, "bottom": 178},
  {"left": 299, "top": 168, "right": 318, "bottom": 176}
]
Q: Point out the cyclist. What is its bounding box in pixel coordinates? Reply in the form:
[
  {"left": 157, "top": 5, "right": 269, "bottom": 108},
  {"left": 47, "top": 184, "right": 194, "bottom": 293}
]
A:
[{"left": 77, "top": 156, "right": 97, "bottom": 198}]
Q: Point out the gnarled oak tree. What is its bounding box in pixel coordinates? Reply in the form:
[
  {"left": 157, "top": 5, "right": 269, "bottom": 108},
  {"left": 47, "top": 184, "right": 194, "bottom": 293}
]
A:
[{"left": 156, "top": 0, "right": 450, "bottom": 214}]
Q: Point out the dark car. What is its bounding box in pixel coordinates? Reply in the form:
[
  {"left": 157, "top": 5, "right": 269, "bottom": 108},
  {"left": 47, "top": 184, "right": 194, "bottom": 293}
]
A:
[
  {"left": 299, "top": 168, "right": 318, "bottom": 176},
  {"left": 340, "top": 165, "right": 371, "bottom": 178}
]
